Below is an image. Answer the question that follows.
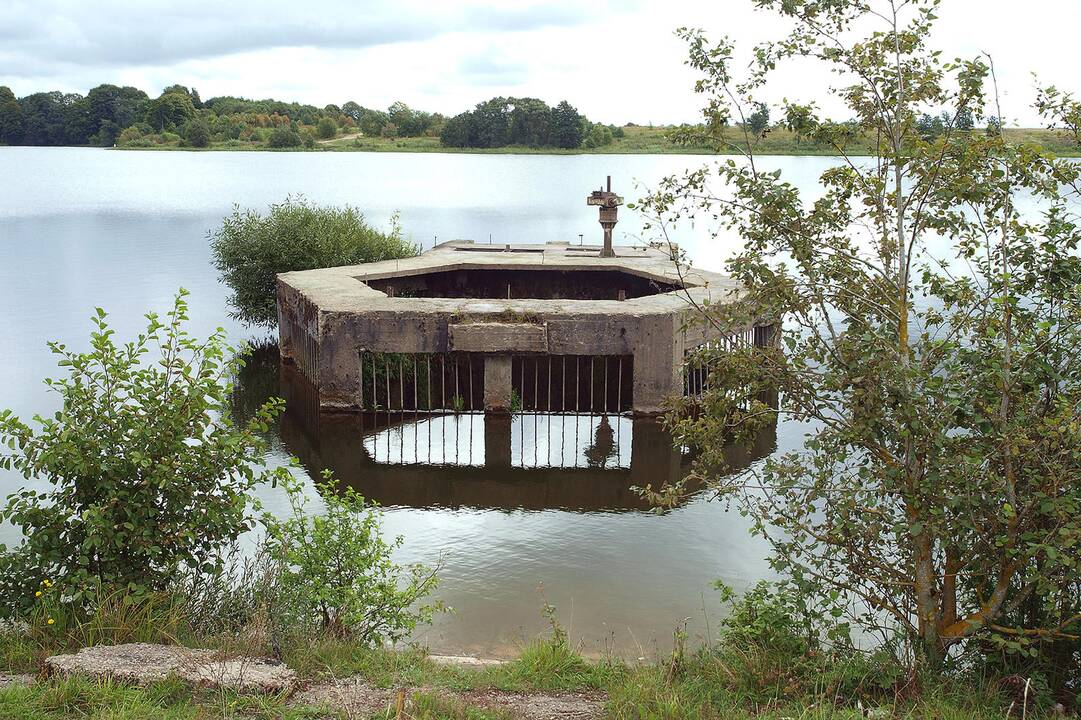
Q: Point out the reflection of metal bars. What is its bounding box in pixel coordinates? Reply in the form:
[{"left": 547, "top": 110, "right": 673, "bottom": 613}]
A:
[{"left": 360, "top": 412, "right": 633, "bottom": 469}]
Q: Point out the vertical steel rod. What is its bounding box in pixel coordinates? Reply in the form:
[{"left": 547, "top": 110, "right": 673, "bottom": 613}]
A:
[
  {"left": 574, "top": 411, "right": 579, "bottom": 466},
  {"left": 559, "top": 414, "right": 565, "bottom": 466},
  {"left": 413, "top": 356, "right": 418, "bottom": 461},
  {"left": 575, "top": 357, "right": 580, "bottom": 413},
  {"left": 617, "top": 356, "right": 623, "bottom": 413},
  {"left": 604, "top": 356, "right": 609, "bottom": 414},
  {"left": 533, "top": 367, "right": 537, "bottom": 467},
  {"left": 592, "top": 354, "right": 601, "bottom": 412},
  {"left": 547, "top": 355, "right": 552, "bottom": 413},
  {"left": 562, "top": 356, "right": 567, "bottom": 412},
  {"left": 547, "top": 356, "right": 552, "bottom": 465},
  {"left": 359, "top": 353, "right": 364, "bottom": 409},
  {"left": 467, "top": 355, "right": 474, "bottom": 461}
]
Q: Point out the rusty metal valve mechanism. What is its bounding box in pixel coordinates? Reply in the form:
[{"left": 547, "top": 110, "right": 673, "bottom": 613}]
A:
[{"left": 587, "top": 175, "right": 623, "bottom": 258}]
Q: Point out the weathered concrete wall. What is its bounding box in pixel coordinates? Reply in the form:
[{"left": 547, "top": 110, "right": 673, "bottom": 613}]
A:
[
  {"left": 483, "top": 355, "right": 513, "bottom": 412},
  {"left": 451, "top": 322, "right": 548, "bottom": 354},
  {"left": 276, "top": 241, "right": 751, "bottom": 416}
]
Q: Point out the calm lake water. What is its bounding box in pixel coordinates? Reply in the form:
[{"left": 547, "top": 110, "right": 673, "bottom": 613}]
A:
[{"left": 0, "top": 147, "right": 832, "bottom": 657}]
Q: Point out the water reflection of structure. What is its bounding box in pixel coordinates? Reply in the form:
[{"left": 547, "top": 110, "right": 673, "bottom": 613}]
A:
[{"left": 278, "top": 364, "right": 777, "bottom": 512}]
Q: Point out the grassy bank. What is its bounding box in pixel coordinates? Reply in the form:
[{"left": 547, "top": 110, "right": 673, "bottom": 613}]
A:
[
  {"left": 0, "top": 634, "right": 1022, "bottom": 720},
  {"left": 113, "top": 125, "right": 1081, "bottom": 157},
  {"left": 0, "top": 599, "right": 1037, "bottom": 720}
]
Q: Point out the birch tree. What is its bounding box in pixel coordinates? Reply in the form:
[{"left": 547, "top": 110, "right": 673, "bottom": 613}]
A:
[{"left": 641, "top": 0, "right": 1081, "bottom": 671}]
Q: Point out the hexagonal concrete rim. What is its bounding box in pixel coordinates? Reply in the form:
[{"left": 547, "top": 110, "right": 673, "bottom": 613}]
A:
[
  {"left": 347, "top": 244, "right": 705, "bottom": 289},
  {"left": 277, "top": 241, "right": 741, "bottom": 318},
  {"left": 278, "top": 237, "right": 743, "bottom": 317}
]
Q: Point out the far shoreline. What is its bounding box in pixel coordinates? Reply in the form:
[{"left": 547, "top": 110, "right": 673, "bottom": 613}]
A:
[{"left": 8, "top": 125, "right": 1080, "bottom": 158}]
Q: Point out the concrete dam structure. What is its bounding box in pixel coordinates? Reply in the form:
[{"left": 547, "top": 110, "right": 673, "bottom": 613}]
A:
[{"left": 276, "top": 180, "right": 775, "bottom": 417}]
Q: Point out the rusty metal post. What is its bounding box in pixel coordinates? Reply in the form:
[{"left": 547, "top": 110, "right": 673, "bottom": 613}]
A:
[{"left": 586, "top": 175, "right": 623, "bottom": 258}]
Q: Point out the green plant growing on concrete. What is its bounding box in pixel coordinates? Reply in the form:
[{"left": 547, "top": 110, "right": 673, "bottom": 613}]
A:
[
  {"left": 266, "top": 474, "right": 442, "bottom": 643},
  {"left": 210, "top": 197, "right": 418, "bottom": 328},
  {"left": 0, "top": 290, "right": 289, "bottom": 616}
]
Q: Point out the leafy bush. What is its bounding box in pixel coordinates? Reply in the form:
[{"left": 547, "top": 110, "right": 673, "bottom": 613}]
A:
[
  {"left": 315, "top": 117, "right": 336, "bottom": 139},
  {"left": 182, "top": 119, "right": 211, "bottom": 148},
  {"left": 0, "top": 291, "right": 288, "bottom": 615},
  {"left": 582, "top": 124, "right": 613, "bottom": 149},
  {"left": 710, "top": 582, "right": 903, "bottom": 707},
  {"left": 716, "top": 582, "right": 825, "bottom": 658},
  {"left": 116, "top": 126, "right": 144, "bottom": 146},
  {"left": 267, "top": 126, "right": 301, "bottom": 148},
  {"left": 210, "top": 197, "right": 418, "bottom": 327},
  {"left": 266, "top": 476, "right": 441, "bottom": 644}
]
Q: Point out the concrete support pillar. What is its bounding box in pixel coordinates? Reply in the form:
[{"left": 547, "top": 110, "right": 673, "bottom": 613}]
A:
[
  {"left": 316, "top": 336, "right": 363, "bottom": 410},
  {"left": 631, "top": 317, "right": 680, "bottom": 415},
  {"left": 600, "top": 224, "right": 616, "bottom": 258},
  {"left": 483, "top": 354, "right": 513, "bottom": 412},
  {"left": 484, "top": 413, "right": 512, "bottom": 468}
]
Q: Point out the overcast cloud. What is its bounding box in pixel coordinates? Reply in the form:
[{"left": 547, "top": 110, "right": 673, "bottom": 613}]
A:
[{"left": 1, "top": 0, "right": 1077, "bottom": 125}]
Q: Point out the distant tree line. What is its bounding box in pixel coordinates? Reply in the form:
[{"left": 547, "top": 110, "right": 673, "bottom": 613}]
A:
[
  {"left": 440, "top": 97, "right": 622, "bottom": 149},
  {"left": 0, "top": 83, "right": 624, "bottom": 151},
  {"left": 0, "top": 82, "right": 454, "bottom": 149}
]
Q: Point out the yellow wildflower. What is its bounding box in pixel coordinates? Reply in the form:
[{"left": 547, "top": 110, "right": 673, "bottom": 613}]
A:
[
  {"left": 35, "top": 591, "right": 42, "bottom": 597},
  {"left": 47, "top": 618, "right": 54, "bottom": 625}
]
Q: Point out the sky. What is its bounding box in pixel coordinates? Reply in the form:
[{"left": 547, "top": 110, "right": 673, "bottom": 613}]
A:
[{"left": 0, "top": 0, "right": 1077, "bottom": 126}]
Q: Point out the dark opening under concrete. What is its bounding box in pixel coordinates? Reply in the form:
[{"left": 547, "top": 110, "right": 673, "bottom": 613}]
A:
[{"left": 365, "top": 268, "right": 680, "bottom": 301}]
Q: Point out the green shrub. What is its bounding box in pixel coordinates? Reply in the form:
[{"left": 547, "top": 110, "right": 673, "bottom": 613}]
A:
[
  {"left": 315, "top": 117, "right": 336, "bottom": 139},
  {"left": 266, "top": 475, "right": 441, "bottom": 644},
  {"left": 716, "top": 581, "right": 826, "bottom": 657},
  {"left": 267, "top": 126, "right": 301, "bottom": 148},
  {"left": 182, "top": 119, "right": 211, "bottom": 148},
  {"left": 301, "top": 129, "right": 316, "bottom": 149},
  {"left": 116, "top": 126, "right": 144, "bottom": 145},
  {"left": 0, "top": 291, "right": 288, "bottom": 616},
  {"left": 582, "top": 124, "right": 613, "bottom": 149},
  {"left": 210, "top": 197, "right": 418, "bottom": 327}
]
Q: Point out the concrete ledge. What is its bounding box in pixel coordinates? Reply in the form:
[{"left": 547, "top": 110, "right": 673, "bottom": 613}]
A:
[
  {"left": 45, "top": 643, "right": 297, "bottom": 694},
  {"left": 449, "top": 322, "right": 548, "bottom": 353}
]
